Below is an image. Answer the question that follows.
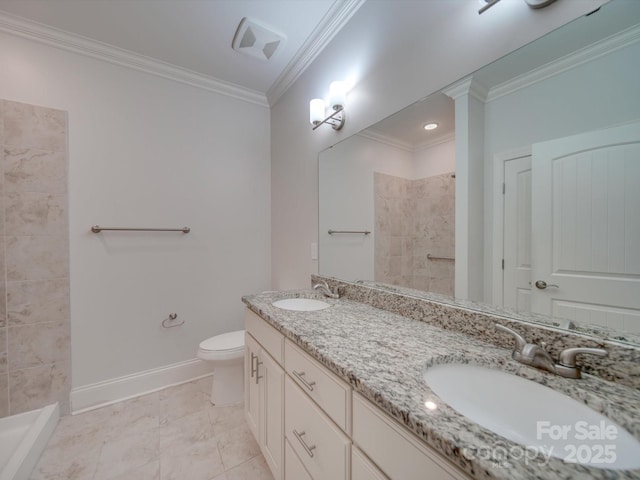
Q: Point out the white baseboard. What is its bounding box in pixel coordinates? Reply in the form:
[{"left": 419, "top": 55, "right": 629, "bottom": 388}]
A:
[{"left": 70, "top": 358, "right": 212, "bottom": 414}]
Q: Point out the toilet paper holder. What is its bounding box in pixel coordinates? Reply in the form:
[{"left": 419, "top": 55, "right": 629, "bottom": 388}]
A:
[{"left": 162, "top": 313, "right": 184, "bottom": 328}]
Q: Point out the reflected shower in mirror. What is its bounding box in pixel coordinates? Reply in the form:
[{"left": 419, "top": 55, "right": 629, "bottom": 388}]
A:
[
  {"left": 319, "top": 93, "right": 456, "bottom": 296},
  {"left": 318, "top": 0, "right": 640, "bottom": 346}
]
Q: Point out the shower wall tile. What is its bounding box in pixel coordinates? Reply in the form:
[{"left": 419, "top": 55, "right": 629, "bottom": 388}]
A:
[
  {"left": 8, "top": 361, "right": 70, "bottom": 415},
  {"left": 0, "top": 100, "right": 5, "bottom": 146},
  {"left": 1, "top": 99, "right": 70, "bottom": 418},
  {"left": 3, "top": 147, "right": 67, "bottom": 194},
  {"left": 8, "top": 320, "right": 70, "bottom": 370},
  {"left": 0, "top": 284, "right": 5, "bottom": 330},
  {"left": 3, "top": 101, "right": 66, "bottom": 152},
  {"left": 0, "top": 327, "right": 6, "bottom": 372},
  {"left": 7, "top": 278, "right": 70, "bottom": 326},
  {"left": 375, "top": 171, "right": 455, "bottom": 296},
  {"left": 0, "top": 373, "right": 8, "bottom": 417},
  {"left": 5, "top": 191, "right": 68, "bottom": 235},
  {"left": 6, "top": 235, "right": 69, "bottom": 281}
]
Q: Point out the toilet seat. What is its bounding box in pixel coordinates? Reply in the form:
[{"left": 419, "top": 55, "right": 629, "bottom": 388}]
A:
[{"left": 197, "top": 330, "right": 245, "bottom": 362}]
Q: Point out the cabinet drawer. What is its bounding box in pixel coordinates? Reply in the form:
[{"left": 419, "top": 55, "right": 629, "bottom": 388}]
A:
[
  {"left": 285, "top": 340, "right": 351, "bottom": 433},
  {"left": 352, "top": 393, "right": 470, "bottom": 480},
  {"left": 245, "top": 309, "right": 284, "bottom": 365},
  {"left": 285, "top": 377, "right": 350, "bottom": 480},
  {"left": 352, "top": 447, "right": 388, "bottom": 480},
  {"left": 285, "top": 439, "right": 313, "bottom": 480}
]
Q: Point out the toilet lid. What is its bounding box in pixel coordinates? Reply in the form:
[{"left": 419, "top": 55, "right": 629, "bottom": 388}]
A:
[{"left": 199, "top": 330, "right": 245, "bottom": 351}]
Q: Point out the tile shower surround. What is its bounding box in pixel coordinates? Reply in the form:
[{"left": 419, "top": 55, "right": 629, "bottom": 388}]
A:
[
  {"left": 0, "top": 99, "right": 71, "bottom": 417},
  {"left": 374, "top": 171, "right": 455, "bottom": 296}
]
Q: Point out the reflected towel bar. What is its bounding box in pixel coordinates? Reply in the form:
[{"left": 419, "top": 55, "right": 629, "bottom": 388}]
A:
[
  {"left": 427, "top": 253, "right": 454, "bottom": 261},
  {"left": 328, "top": 229, "right": 371, "bottom": 235},
  {"left": 91, "top": 225, "right": 190, "bottom": 233}
]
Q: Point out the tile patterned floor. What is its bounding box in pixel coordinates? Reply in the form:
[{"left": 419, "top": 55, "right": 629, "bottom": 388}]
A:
[{"left": 31, "top": 376, "right": 274, "bottom": 480}]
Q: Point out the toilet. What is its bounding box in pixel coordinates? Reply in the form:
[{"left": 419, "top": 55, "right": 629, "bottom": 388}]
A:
[{"left": 197, "top": 330, "right": 245, "bottom": 406}]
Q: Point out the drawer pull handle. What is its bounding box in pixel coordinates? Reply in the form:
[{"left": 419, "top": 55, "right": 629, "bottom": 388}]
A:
[
  {"left": 293, "top": 429, "right": 316, "bottom": 458},
  {"left": 292, "top": 370, "right": 316, "bottom": 391},
  {"left": 250, "top": 353, "right": 257, "bottom": 378}
]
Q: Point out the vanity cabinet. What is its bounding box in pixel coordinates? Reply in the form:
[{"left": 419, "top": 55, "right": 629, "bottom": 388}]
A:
[
  {"left": 353, "top": 393, "right": 470, "bottom": 480},
  {"left": 246, "top": 309, "right": 471, "bottom": 480},
  {"left": 284, "top": 340, "right": 351, "bottom": 433},
  {"left": 245, "top": 310, "right": 285, "bottom": 480},
  {"left": 352, "top": 447, "right": 389, "bottom": 480},
  {"left": 285, "top": 376, "right": 351, "bottom": 479}
]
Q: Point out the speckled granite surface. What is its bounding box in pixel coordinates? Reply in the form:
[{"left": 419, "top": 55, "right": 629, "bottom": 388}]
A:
[
  {"left": 242, "top": 289, "right": 640, "bottom": 480},
  {"left": 314, "top": 275, "right": 640, "bottom": 390}
]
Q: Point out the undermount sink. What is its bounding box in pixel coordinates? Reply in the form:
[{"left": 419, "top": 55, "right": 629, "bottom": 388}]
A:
[
  {"left": 272, "top": 298, "right": 330, "bottom": 312},
  {"left": 424, "top": 363, "right": 640, "bottom": 470}
]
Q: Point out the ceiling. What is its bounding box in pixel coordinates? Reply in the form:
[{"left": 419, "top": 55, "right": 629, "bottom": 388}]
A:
[{"left": 0, "top": 0, "right": 363, "bottom": 106}]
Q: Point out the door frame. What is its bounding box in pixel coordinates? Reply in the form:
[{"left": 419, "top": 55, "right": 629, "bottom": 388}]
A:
[{"left": 491, "top": 145, "right": 531, "bottom": 307}]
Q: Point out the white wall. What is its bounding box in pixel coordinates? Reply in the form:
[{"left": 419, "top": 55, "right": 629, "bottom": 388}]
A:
[
  {"left": 319, "top": 134, "right": 412, "bottom": 280},
  {"left": 413, "top": 140, "right": 456, "bottom": 179},
  {"left": 483, "top": 38, "right": 640, "bottom": 301},
  {"left": 271, "top": 0, "right": 607, "bottom": 290},
  {"left": 0, "top": 32, "right": 271, "bottom": 390}
]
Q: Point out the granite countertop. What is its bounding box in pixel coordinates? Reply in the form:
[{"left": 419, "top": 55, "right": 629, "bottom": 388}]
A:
[{"left": 242, "top": 290, "right": 640, "bottom": 480}]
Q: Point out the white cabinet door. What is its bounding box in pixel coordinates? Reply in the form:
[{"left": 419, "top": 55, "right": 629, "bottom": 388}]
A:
[
  {"left": 531, "top": 121, "right": 640, "bottom": 332},
  {"left": 261, "top": 347, "right": 284, "bottom": 480},
  {"left": 245, "top": 332, "right": 260, "bottom": 439},
  {"left": 352, "top": 447, "right": 388, "bottom": 480},
  {"left": 245, "top": 328, "right": 284, "bottom": 480}
]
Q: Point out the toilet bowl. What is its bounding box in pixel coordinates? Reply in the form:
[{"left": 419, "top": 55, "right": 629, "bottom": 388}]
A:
[{"left": 197, "top": 330, "right": 245, "bottom": 406}]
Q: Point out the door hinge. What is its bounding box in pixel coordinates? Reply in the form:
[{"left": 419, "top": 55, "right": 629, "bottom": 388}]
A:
[
  {"left": 502, "top": 259, "right": 505, "bottom": 270},
  {"left": 502, "top": 183, "right": 506, "bottom": 194}
]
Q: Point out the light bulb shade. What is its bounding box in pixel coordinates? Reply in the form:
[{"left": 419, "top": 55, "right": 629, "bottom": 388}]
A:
[
  {"left": 310, "top": 98, "right": 325, "bottom": 125},
  {"left": 329, "top": 81, "right": 346, "bottom": 110}
]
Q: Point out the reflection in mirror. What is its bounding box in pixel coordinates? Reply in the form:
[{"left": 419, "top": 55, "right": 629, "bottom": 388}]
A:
[
  {"left": 318, "top": 0, "right": 640, "bottom": 346},
  {"left": 319, "top": 93, "right": 456, "bottom": 295}
]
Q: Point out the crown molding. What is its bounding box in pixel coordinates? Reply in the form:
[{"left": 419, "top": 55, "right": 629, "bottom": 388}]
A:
[
  {"left": 266, "top": 0, "right": 366, "bottom": 106},
  {"left": 442, "top": 76, "right": 488, "bottom": 103},
  {"left": 486, "top": 23, "right": 640, "bottom": 102},
  {"left": 358, "top": 129, "right": 455, "bottom": 153},
  {"left": 414, "top": 132, "right": 456, "bottom": 152},
  {"left": 358, "top": 129, "right": 414, "bottom": 152},
  {"left": 0, "top": 11, "right": 269, "bottom": 107}
]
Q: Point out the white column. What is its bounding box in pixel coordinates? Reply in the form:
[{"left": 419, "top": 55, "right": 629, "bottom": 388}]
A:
[{"left": 443, "top": 77, "right": 487, "bottom": 301}]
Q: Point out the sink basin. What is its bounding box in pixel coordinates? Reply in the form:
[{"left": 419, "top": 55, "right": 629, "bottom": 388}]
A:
[
  {"left": 272, "top": 298, "right": 330, "bottom": 311},
  {"left": 424, "top": 363, "right": 640, "bottom": 470}
]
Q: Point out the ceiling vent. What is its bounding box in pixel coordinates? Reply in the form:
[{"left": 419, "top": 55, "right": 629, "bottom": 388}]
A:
[{"left": 232, "top": 17, "right": 286, "bottom": 61}]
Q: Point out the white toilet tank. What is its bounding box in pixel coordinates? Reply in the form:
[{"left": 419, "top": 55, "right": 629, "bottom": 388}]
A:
[{"left": 197, "top": 330, "right": 244, "bottom": 362}]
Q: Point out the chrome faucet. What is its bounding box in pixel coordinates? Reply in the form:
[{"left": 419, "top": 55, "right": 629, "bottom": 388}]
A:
[
  {"left": 496, "top": 324, "right": 607, "bottom": 379},
  {"left": 312, "top": 280, "right": 339, "bottom": 299}
]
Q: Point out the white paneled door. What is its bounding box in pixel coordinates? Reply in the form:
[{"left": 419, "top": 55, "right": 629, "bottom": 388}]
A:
[
  {"left": 530, "top": 122, "right": 640, "bottom": 333},
  {"left": 503, "top": 155, "right": 532, "bottom": 312}
]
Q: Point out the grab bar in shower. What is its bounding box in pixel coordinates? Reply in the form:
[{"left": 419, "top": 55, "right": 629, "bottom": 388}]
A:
[
  {"left": 328, "top": 229, "right": 371, "bottom": 235},
  {"left": 427, "top": 253, "right": 455, "bottom": 261},
  {"left": 91, "top": 225, "right": 191, "bottom": 233}
]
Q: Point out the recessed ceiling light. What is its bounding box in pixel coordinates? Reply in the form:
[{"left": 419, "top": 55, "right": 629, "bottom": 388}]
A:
[{"left": 423, "top": 123, "right": 438, "bottom": 131}]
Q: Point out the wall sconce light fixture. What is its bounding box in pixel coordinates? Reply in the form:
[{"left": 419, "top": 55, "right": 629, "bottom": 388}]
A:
[{"left": 310, "top": 81, "right": 346, "bottom": 131}]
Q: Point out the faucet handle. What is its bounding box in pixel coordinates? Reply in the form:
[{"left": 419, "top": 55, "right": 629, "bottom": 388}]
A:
[
  {"left": 558, "top": 347, "right": 608, "bottom": 368},
  {"left": 495, "top": 324, "right": 527, "bottom": 352}
]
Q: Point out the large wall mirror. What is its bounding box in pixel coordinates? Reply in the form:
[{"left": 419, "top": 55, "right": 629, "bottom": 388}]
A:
[{"left": 319, "top": 0, "right": 640, "bottom": 346}]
